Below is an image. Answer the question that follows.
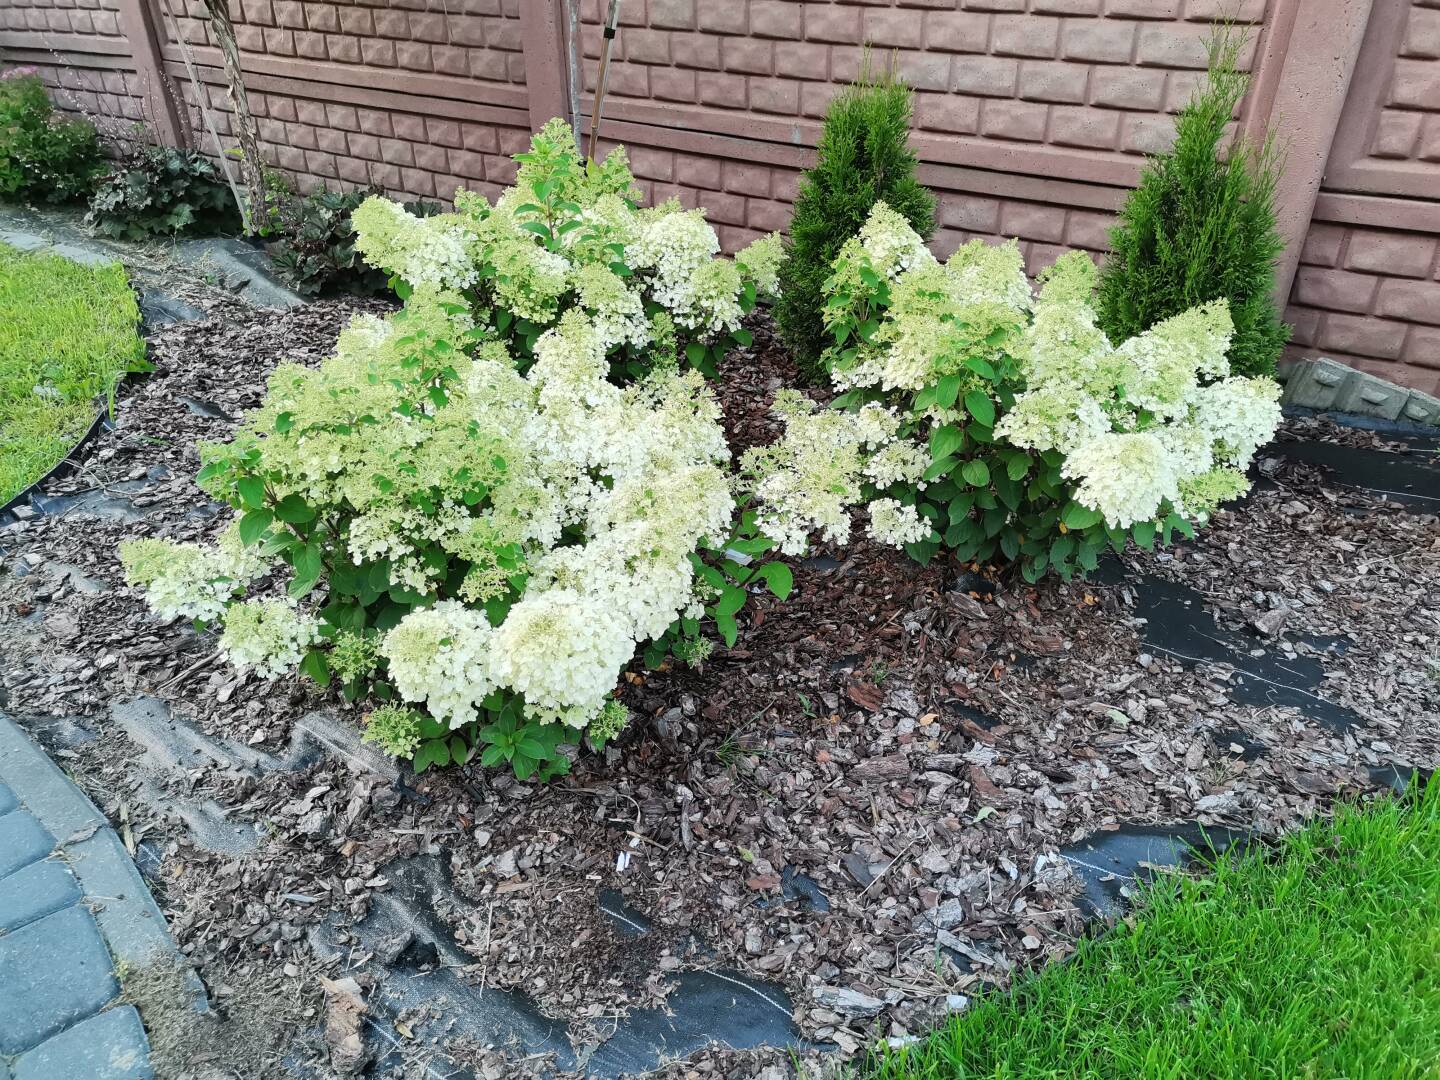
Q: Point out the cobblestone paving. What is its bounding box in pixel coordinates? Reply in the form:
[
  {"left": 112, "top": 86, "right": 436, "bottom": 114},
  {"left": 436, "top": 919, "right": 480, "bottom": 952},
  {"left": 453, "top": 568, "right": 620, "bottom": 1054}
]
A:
[{"left": 0, "top": 713, "right": 199, "bottom": 1079}]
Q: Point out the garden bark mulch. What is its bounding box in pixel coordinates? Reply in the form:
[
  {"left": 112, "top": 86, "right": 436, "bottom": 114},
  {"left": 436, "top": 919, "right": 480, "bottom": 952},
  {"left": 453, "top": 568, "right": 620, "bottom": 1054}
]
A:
[{"left": 0, "top": 304, "right": 1436, "bottom": 1078}]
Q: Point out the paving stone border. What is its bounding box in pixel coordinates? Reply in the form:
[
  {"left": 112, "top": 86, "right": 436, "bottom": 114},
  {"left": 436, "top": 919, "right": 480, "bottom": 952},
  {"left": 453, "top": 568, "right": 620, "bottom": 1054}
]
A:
[{"left": 0, "top": 711, "right": 205, "bottom": 1078}]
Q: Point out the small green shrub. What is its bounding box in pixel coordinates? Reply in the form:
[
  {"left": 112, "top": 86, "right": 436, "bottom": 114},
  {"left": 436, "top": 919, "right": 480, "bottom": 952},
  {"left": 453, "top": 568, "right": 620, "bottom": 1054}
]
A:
[
  {"left": 775, "top": 60, "right": 934, "bottom": 381},
  {"left": 0, "top": 69, "right": 104, "bottom": 204},
  {"left": 1096, "top": 27, "right": 1289, "bottom": 378},
  {"left": 268, "top": 188, "right": 440, "bottom": 297},
  {"left": 85, "top": 145, "right": 241, "bottom": 240}
]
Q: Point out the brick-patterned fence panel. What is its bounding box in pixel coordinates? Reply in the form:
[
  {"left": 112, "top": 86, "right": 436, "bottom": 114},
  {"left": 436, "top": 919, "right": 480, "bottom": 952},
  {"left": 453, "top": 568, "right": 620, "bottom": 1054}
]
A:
[
  {"left": 572, "top": 0, "right": 1268, "bottom": 264},
  {"left": 2, "top": 0, "right": 1437, "bottom": 392},
  {"left": 155, "top": 0, "right": 530, "bottom": 200}
]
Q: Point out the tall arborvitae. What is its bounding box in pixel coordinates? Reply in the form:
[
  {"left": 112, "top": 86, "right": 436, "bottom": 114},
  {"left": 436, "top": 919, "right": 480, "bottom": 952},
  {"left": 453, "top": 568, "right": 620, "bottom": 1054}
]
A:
[
  {"left": 1096, "top": 26, "right": 1289, "bottom": 378},
  {"left": 776, "top": 58, "right": 935, "bottom": 380}
]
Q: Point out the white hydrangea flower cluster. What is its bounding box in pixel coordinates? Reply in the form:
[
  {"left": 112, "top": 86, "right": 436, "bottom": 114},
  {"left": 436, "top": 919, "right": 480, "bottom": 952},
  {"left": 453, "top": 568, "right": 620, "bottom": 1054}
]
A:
[
  {"left": 488, "top": 589, "right": 636, "bottom": 727},
  {"left": 867, "top": 498, "right": 930, "bottom": 546},
  {"left": 219, "top": 599, "right": 317, "bottom": 679},
  {"left": 734, "top": 232, "right": 784, "bottom": 298},
  {"left": 380, "top": 600, "right": 497, "bottom": 728},
  {"left": 1061, "top": 432, "right": 1180, "bottom": 531},
  {"left": 825, "top": 203, "right": 1032, "bottom": 396},
  {"left": 741, "top": 391, "right": 913, "bottom": 556},
  {"left": 864, "top": 440, "right": 930, "bottom": 488},
  {"left": 626, "top": 203, "right": 751, "bottom": 336},
  {"left": 573, "top": 262, "right": 649, "bottom": 351},
  {"left": 845, "top": 201, "right": 932, "bottom": 280},
  {"left": 996, "top": 252, "right": 1283, "bottom": 528},
  {"left": 350, "top": 198, "right": 478, "bottom": 291},
  {"left": 119, "top": 525, "right": 268, "bottom": 622},
  {"left": 350, "top": 119, "right": 781, "bottom": 352}
]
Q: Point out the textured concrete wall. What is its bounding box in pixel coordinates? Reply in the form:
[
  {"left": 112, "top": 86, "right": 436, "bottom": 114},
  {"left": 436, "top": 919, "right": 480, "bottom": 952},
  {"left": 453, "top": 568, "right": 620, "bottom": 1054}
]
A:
[
  {"left": 572, "top": 0, "right": 1266, "bottom": 257},
  {"left": 2, "top": 0, "right": 1437, "bottom": 391}
]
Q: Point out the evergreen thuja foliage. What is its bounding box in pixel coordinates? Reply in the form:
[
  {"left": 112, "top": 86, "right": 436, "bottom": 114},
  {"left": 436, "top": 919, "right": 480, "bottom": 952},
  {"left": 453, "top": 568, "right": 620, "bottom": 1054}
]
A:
[
  {"left": 1096, "top": 28, "right": 1289, "bottom": 378},
  {"left": 776, "top": 62, "right": 935, "bottom": 380}
]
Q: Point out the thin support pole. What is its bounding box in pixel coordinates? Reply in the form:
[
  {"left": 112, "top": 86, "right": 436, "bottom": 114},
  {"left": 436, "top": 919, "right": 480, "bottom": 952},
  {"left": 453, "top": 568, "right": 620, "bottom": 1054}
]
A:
[{"left": 587, "top": 0, "right": 622, "bottom": 163}]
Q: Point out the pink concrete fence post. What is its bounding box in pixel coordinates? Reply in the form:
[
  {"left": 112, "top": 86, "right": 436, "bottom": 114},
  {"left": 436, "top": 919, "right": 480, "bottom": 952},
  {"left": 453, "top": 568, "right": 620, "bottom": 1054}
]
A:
[
  {"left": 112, "top": 0, "right": 190, "bottom": 148},
  {"left": 1246, "top": 0, "right": 1376, "bottom": 306},
  {"left": 519, "top": 0, "right": 574, "bottom": 134}
]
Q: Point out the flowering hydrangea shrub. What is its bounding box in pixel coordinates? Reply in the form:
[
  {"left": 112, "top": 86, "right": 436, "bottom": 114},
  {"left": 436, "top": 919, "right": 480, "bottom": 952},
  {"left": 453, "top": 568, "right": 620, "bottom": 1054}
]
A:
[
  {"left": 120, "top": 124, "right": 904, "bottom": 779},
  {"left": 348, "top": 118, "right": 785, "bottom": 379},
  {"left": 818, "top": 202, "right": 1282, "bottom": 580}
]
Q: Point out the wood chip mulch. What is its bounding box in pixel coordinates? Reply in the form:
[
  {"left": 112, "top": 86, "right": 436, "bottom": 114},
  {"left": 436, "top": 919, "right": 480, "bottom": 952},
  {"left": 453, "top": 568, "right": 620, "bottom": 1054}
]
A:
[{"left": 1, "top": 305, "right": 1436, "bottom": 1077}]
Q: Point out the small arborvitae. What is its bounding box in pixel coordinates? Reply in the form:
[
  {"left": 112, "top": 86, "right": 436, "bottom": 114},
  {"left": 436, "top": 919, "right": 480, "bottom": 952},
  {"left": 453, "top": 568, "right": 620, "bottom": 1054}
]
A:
[
  {"left": 775, "top": 57, "right": 935, "bottom": 380},
  {"left": 1096, "top": 26, "right": 1290, "bottom": 378}
]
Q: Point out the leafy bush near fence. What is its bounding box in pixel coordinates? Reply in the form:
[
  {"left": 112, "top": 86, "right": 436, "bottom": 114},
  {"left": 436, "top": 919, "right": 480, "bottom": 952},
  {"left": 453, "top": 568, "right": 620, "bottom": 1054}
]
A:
[
  {"left": 775, "top": 61, "right": 934, "bottom": 381},
  {"left": 268, "top": 188, "right": 441, "bottom": 297},
  {"left": 86, "top": 145, "right": 241, "bottom": 240},
  {"left": 818, "top": 202, "right": 1282, "bottom": 580},
  {"left": 1, "top": 241, "right": 146, "bottom": 504},
  {"left": 0, "top": 70, "right": 104, "bottom": 205},
  {"left": 120, "top": 121, "right": 915, "bottom": 779},
  {"left": 1096, "top": 27, "right": 1289, "bottom": 378}
]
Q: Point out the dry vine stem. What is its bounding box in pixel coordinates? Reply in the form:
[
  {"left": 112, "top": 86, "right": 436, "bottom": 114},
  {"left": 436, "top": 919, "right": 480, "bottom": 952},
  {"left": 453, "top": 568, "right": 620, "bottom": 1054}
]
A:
[{"left": 199, "top": 0, "right": 266, "bottom": 234}]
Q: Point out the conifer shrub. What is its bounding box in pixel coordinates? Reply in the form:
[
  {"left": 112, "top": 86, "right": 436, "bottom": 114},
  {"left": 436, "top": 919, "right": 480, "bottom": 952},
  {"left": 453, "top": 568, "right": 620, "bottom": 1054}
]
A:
[
  {"left": 775, "top": 60, "right": 934, "bottom": 380},
  {"left": 1096, "top": 27, "right": 1289, "bottom": 378}
]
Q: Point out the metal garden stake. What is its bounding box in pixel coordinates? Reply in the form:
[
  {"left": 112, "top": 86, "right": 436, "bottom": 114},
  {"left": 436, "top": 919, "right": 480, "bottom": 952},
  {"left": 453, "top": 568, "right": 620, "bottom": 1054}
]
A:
[{"left": 587, "top": 0, "right": 623, "bottom": 162}]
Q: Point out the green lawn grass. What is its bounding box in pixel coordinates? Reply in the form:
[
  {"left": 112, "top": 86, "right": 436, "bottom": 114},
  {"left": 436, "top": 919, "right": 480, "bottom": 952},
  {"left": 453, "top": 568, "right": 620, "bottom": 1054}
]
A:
[
  {"left": 0, "top": 241, "right": 145, "bottom": 504},
  {"left": 863, "top": 778, "right": 1440, "bottom": 1080}
]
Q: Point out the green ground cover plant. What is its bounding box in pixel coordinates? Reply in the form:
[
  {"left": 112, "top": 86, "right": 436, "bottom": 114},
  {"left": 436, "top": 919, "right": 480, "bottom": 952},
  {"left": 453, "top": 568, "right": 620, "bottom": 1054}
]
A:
[
  {"left": 1096, "top": 27, "right": 1289, "bottom": 378},
  {"left": 86, "top": 144, "right": 241, "bottom": 240},
  {"left": 0, "top": 69, "right": 104, "bottom": 204},
  {"left": 267, "top": 187, "right": 441, "bottom": 297},
  {"left": 0, "top": 241, "right": 146, "bottom": 503},
  {"left": 862, "top": 777, "right": 1440, "bottom": 1079},
  {"left": 775, "top": 60, "right": 934, "bottom": 380}
]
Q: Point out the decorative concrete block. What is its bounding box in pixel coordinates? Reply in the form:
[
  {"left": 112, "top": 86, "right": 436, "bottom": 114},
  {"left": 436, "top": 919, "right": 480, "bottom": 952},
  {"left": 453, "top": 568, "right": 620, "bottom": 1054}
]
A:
[
  {"left": 1333, "top": 370, "right": 1409, "bottom": 420},
  {"left": 12, "top": 1006, "right": 153, "bottom": 1080},
  {"left": 1401, "top": 390, "right": 1440, "bottom": 426},
  {"left": 1280, "top": 357, "right": 1353, "bottom": 411},
  {"left": 0, "top": 859, "right": 81, "bottom": 933},
  {"left": 0, "top": 812, "right": 55, "bottom": 879},
  {"left": 1282, "top": 357, "right": 1439, "bottom": 427}
]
